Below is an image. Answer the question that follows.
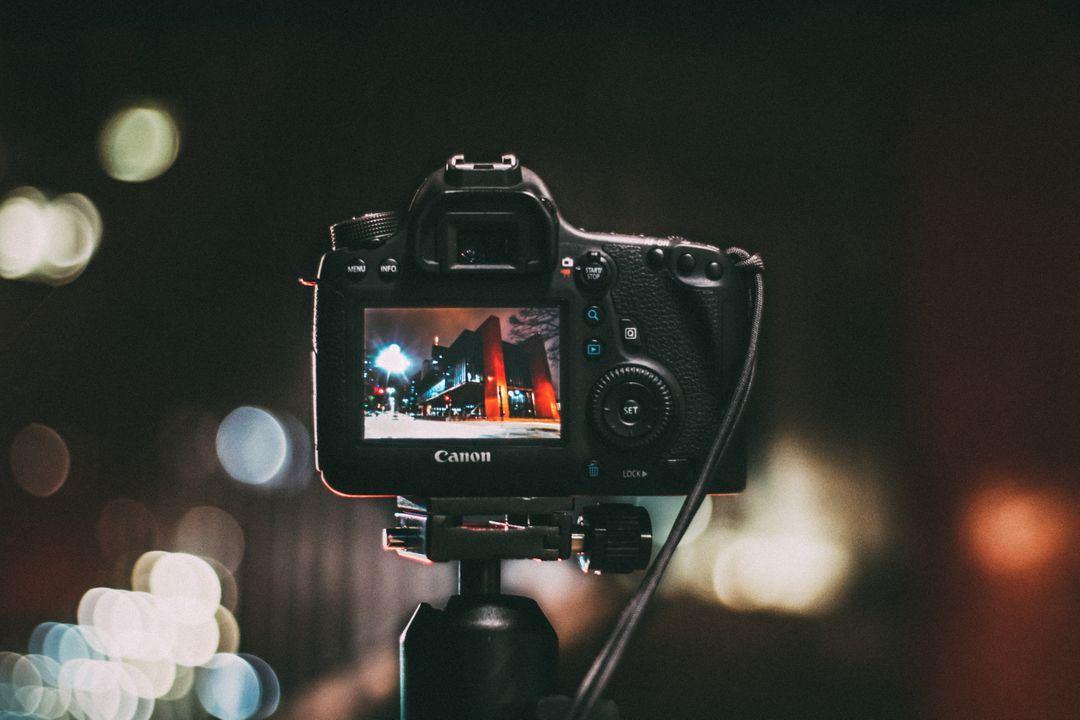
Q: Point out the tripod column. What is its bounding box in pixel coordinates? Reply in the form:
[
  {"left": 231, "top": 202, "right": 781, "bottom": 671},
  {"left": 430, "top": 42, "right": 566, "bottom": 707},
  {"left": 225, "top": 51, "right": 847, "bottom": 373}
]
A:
[
  {"left": 400, "top": 559, "right": 559, "bottom": 720},
  {"left": 459, "top": 558, "right": 501, "bottom": 595}
]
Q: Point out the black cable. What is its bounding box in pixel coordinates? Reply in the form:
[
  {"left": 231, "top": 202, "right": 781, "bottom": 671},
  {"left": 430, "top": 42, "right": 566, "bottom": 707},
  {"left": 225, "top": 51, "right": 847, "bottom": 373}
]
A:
[{"left": 565, "top": 247, "right": 765, "bottom": 720}]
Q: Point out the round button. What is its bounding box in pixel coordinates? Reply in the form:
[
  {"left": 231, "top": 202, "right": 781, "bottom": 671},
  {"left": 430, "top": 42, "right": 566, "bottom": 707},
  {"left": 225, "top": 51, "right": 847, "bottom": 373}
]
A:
[
  {"left": 602, "top": 381, "right": 658, "bottom": 438},
  {"left": 645, "top": 247, "right": 666, "bottom": 269},
  {"left": 584, "top": 305, "right": 604, "bottom": 325},
  {"left": 575, "top": 251, "right": 612, "bottom": 293},
  {"left": 344, "top": 258, "right": 367, "bottom": 280},
  {"left": 705, "top": 261, "right": 723, "bottom": 280},
  {"left": 378, "top": 257, "right": 400, "bottom": 280},
  {"left": 619, "top": 398, "right": 643, "bottom": 424},
  {"left": 676, "top": 252, "right": 696, "bottom": 275},
  {"left": 588, "top": 365, "right": 675, "bottom": 447}
]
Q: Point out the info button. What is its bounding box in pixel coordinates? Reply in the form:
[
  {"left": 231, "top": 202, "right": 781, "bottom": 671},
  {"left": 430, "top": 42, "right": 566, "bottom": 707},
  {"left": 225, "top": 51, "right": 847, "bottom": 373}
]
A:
[{"left": 378, "top": 258, "right": 400, "bottom": 281}]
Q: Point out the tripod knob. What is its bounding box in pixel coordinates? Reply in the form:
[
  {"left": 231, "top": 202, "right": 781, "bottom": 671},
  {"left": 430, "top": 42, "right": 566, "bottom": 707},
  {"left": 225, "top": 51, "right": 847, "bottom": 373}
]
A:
[
  {"left": 576, "top": 503, "right": 652, "bottom": 574},
  {"left": 329, "top": 211, "right": 400, "bottom": 249}
]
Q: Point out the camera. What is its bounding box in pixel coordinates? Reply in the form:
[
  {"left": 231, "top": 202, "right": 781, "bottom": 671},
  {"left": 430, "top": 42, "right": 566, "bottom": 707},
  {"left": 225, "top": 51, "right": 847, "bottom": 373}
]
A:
[{"left": 312, "top": 154, "right": 750, "bottom": 497}]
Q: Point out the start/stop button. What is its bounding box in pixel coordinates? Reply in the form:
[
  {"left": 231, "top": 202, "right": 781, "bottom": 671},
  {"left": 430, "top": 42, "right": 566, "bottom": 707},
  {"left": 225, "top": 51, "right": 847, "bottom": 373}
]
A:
[{"left": 574, "top": 250, "right": 612, "bottom": 293}]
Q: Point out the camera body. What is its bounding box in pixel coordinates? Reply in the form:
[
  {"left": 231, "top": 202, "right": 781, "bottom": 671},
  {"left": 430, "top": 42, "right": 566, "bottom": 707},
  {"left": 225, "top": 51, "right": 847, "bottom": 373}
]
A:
[{"left": 312, "top": 155, "right": 749, "bottom": 497}]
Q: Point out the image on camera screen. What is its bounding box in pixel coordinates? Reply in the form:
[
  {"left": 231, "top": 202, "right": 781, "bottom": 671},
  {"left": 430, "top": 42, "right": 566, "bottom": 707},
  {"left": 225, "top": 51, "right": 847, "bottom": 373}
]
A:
[{"left": 363, "top": 307, "right": 561, "bottom": 440}]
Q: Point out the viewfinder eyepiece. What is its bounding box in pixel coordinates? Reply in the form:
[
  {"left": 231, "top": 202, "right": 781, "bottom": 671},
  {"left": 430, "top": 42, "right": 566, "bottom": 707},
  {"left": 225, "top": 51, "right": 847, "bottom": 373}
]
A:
[{"left": 409, "top": 154, "right": 557, "bottom": 274}]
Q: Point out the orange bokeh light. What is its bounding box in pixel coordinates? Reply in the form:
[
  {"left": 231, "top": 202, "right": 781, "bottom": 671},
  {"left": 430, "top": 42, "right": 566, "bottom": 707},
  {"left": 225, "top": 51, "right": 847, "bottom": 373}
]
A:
[{"left": 963, "top": 484, "right": 1075, "bottom": 578}]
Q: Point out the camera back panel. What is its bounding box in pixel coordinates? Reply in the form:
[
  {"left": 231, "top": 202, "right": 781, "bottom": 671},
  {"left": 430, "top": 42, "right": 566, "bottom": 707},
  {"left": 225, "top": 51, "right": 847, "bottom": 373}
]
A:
[{"left": 313, "top": 156, "right": 748, "bottom": 497}]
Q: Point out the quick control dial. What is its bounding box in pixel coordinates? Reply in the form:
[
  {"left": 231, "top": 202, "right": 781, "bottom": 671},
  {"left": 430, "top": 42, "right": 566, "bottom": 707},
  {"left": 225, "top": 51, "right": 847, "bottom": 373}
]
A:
[
  {"left": 330, "top": 211, "right": 400, "bottom": 250},
  {"left": 588, "top": 365, "right": 675, "bottom": 447}
]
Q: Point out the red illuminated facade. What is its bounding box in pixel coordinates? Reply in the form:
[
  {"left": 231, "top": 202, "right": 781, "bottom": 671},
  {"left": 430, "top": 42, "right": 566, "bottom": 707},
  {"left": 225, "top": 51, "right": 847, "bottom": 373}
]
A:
[{"left": 408, "top": 314, "right": 559, "bottom": 421}]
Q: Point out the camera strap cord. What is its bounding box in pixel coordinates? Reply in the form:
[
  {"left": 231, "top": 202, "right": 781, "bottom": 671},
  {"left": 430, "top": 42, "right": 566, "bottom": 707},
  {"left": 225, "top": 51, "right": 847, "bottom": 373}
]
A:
[{"left": 565, "top": 247, "right": 765, "bottom": 720}]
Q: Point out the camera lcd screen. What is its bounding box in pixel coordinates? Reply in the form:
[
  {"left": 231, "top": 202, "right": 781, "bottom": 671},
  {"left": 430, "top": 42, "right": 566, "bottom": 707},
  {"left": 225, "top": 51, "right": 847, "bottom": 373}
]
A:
[{"left": 363, "top": 307, "right": 561, "bottom": 441}]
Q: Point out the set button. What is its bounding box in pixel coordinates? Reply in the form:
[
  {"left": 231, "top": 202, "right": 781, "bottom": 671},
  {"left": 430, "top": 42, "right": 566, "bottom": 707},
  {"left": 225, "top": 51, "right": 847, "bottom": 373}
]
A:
[{"left": 588, "top": 364, "right": 675, "bottom": 446}]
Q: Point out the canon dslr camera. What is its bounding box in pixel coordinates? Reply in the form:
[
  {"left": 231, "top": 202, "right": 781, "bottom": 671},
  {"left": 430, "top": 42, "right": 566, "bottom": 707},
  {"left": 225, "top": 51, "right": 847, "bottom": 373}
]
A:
[{"left": 312, "top": 154, "right": 749, "bottom": 497}]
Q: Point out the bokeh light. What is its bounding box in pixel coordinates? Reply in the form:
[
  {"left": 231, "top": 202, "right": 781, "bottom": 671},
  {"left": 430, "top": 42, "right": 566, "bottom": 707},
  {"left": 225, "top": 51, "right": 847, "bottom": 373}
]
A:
[
  {"left": 215, "top": 406, "right": 312, "bottom": 492},
  {"left": 0, "top": 188, "right": 103, "bottom": 285},
  {"left": 0, "top": 652, "right": 44, "bottom": 715},
  {"left": 194, "top": 654, "right": 261, "bottom": 720},
  {"left": 692, "top": 436, "right": 887, "bottom": 614},
  {"left": 276, "top": 411, "right": 314, "bottom": 493},
  {"left": 712, "top": 532, "right": 853, "bottom": 614},
  {"left": 98, "top": 104, "right": 181, "bottom": 183},
  {"left": 203, "top": 556, "right": 240, "bottom": 613},
  {"left": 130, "top": 551, "right": 168, "bottom": 594},
  {"left": 216, "top": 407, "right": 288, "bottom": 486},
  {"left": 215, "top": 607, "right": 241, "bottom": 655},
  {"left": 9, "top": 551, "right": 275, "bottom": 719},
  {"left": 963, "top": 483, "right": 1075, "bottom": 578},
  {"left": 161, "top": 665, "right": 194, "bottom": 701},
  {"left": 174, "top": 506, "right": 245, "bottom": 573},
  {"left": 8, "top": 422, "right": 70, "bottom": 497},
  {"left": 23, "top": 654, "right": 69, "bottom": 719},
  {"left": 237, "top": 654, "right": 279, "bottom": 720},
  {"left": 148, "top": 553, "right": 222, "bottom": 626}
]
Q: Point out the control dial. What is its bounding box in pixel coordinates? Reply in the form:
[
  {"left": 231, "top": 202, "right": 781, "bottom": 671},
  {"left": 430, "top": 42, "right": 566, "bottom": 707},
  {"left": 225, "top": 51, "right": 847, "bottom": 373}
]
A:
[
  {"left": 330, "top": 211, "right": 400, "bottom": 250},
  {"left": 588, "top": 365, "right": 675, "bottom": 447}
]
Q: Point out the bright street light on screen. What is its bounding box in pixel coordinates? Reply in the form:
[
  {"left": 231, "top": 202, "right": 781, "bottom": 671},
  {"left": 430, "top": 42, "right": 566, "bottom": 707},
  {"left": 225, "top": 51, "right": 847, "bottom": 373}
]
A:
[{"left": 374, "top": 343, "right": 410, "bottom": 375}]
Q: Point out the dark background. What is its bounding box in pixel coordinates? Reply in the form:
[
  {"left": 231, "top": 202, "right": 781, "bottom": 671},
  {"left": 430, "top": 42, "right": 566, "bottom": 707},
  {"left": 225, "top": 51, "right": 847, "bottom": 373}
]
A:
[{"left": 2, "top": 2, "right": 1078, "bottom": 719}]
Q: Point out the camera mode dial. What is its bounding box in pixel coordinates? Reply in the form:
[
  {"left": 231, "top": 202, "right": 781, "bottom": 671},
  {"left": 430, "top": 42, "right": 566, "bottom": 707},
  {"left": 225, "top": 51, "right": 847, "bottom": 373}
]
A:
[
  {"left": 330, "top": 211, "right": 400, "bottom": 250},
  {"left": 589, "top": 365, "right": 675, "bottom": 447}
]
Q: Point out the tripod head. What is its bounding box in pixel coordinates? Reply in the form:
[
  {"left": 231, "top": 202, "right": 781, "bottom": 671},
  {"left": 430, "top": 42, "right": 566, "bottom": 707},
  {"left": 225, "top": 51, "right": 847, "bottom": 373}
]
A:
[
  {"left": 383, "top": 496, "right": 653, "bottom": 574},
  {"left": 384, "top": 496, "right": 652, "bottom": 719}
]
